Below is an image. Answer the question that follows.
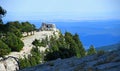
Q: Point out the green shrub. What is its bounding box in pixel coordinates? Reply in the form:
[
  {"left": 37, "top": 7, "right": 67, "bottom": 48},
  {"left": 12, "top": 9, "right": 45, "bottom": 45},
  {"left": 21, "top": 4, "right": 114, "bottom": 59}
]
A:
[
  {"left": 3, "top": 33, "right": 24, "bottom": 52},
  {"left": 87, "top": 45, "right": 96, "bottom": 55},
  {"left": 32, "top": 39, "right": 47, "bottom": 47},
  {"left": 0, "top": 39, "right": 11, "bottom": 57},
  {"left": 19, "top": 47, "right": 42, "bottom": 69},
  {"left": 32, "top": 39, "right": 40, "bottom": 47}
]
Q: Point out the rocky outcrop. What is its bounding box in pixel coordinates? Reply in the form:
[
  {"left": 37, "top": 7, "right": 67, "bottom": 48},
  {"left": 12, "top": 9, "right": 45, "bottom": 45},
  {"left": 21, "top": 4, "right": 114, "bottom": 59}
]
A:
[
  {"left": 0, "top": 56, "right": 19, "bottom": 71},
  {"left": 20, "top": 49, "right": 120, "bottom": 71}
]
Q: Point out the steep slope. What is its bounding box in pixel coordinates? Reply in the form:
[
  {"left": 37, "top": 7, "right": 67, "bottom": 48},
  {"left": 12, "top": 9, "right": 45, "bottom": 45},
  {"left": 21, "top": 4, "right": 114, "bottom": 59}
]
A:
[
  {"left": 96, "top": 43, "right": 120, "bottom": 52},
  {"left": 20, "top": 49, "right": 120, "bottom": 71}
]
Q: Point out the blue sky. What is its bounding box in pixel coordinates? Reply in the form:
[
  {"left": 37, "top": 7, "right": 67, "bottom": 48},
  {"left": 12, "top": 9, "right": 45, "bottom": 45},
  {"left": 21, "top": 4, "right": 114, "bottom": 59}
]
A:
[{"left": 0, "top": 0, "right": 120, "bottom": 21}]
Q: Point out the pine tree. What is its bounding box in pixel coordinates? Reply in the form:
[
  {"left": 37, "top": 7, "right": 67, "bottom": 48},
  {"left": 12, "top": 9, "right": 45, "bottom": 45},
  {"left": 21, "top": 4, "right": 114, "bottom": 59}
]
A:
[
  {"left": 0, "top": 6, "right": 6, "bottom": 24},
  {"left": 73, "top": 33, "right": 86, "bottom": 57},
  {"left": 0, "top": 39, "right": 11, "bottom": 57},
  {"left": 87, "top": 45, "right": 96, "bottom": 55},
  {"left": 32, "top": 39, "right": 40, "bottom": 47},
  {"left": 3, "top": 33, "right": 24, "bottom": 51}
]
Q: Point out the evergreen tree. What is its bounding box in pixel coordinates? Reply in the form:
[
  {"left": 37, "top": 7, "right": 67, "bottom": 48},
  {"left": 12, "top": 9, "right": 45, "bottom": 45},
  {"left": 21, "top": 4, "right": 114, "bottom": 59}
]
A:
[
  {"left": 19, "top": 47, "right": 42, "bottom": 69},
  {"left": 73, "top": 33, "right": 86, "bottom": 57},
  {"left": 5, "top": 22, "right": 22, "bottom": 38},
  {"left": 19, "top": 58, "right": 26, "bottom": 69},
  {"left": 0, "top": 39, "right": 11, "bottom": 57},
  {"left": 32, "top": 24, "right": 36, "bottom": 35},
  {"left": 0, "top": 6, "right": 6, "bottom": 24},
  {"left": 32, "top": 39, "right": 47, "bottom": 47},
  {"left": 87, "top": 45, "right": 96, "bottom": 55},
  {"left": 0, "top": 24, "right": 5, "bottom": 38},
  {"left": 3, "top": 33, "right": 24, "bottom": 51},
  {"left": 64, "top": 32, "right": 73, "bottom": 46},
  {"left": 40, "top": 39, "right": 47, "bottom": 47},
  {"left": 0, "top": 6, "right": 6, "bottom": 37},
  {"left": 44, "top": 32, "right": 87, "bottom": 61},
  {"left": 21, "top": 22, "right": 35, "bottom": 36},
  {"left": 32, "top": 39, "right": 40, "bottom": 47}
]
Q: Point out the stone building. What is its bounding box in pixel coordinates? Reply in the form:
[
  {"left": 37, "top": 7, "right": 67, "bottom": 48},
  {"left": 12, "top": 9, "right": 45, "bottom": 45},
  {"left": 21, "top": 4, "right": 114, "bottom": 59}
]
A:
[{"left": 39, "top": 23, "right": 57, "bottom": 31}]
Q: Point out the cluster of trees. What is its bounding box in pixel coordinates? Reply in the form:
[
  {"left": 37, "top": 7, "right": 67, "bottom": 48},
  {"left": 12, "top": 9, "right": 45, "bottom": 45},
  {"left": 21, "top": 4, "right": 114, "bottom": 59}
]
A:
[
  {"left": 19, "top": 47, "right": 43, "bottom": 69},
  {"left": 0, "top": 21, "right": 36, "bottom": 37},
  {"left": 44, "top": 32, "right": 85, "bottom": 61},
  {"left": 19, "top": 31, "right": 103, "bottom": 69},
  {"left": 0, "top": 39, "right": 11, "bottom": 56},
  {"left": 44, "top": 32, "right": 97, "bottom": 61},
  {"left": 0, "top": 6, "right": 36, "bottom": 57},
  {"left": 30, "top": 31, "right": 97, "bottom": 61},
  {"left": 0, "top": 20, "right": 36, "bottom": 56}
]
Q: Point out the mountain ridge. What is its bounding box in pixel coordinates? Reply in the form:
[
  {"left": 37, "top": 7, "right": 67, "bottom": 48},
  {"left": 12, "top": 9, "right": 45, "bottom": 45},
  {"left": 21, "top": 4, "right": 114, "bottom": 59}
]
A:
[{"left": 96, "top": 42, "right": 120, "bottom": 52}]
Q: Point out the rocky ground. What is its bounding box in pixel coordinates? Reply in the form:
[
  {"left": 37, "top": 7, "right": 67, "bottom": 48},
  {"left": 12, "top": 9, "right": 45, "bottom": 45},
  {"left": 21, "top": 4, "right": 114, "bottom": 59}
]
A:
[
  {"left": 0, "top": 30, "right": 59, "bottom": 71},
  {"left": 20, "top": 49, "right": 120, "bottom": 71},
  {"left": 0, "top": 57, "right": 19, "bottom": 71}
]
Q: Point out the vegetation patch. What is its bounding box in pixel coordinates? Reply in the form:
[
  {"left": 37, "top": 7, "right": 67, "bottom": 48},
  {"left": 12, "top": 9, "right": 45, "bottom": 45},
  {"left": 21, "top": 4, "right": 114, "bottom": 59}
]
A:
[{"left": 19, "top": 47, "right": 43, "bottom": 69}]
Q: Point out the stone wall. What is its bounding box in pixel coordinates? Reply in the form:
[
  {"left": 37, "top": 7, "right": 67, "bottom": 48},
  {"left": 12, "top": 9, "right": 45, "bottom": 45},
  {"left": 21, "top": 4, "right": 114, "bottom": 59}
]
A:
[{"left": 39, "top": 23, "right": 57, "bottom": 31}]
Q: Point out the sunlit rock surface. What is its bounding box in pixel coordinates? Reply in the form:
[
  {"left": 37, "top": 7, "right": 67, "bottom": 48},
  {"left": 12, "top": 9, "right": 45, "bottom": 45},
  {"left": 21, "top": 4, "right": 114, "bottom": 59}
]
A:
[{"left": 0, "top": 57, "right": 19, "bottom": 71}]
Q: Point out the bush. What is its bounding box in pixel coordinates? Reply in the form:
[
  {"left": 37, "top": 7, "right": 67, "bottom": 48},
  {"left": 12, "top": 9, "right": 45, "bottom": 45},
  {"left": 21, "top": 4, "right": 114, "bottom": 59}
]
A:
[
  {"left": 3, "top": 33, "right": 24, "bottom": 52},
  {"left": 32, "top": 39, "right": 40, "bottom": 47},
  {"left": 87, "top": 45, "right": 96, "bottom": 55},
  {"left": 19, "top": 47, "right": 42, "bottom": 69},
  {"left": 32, "top": 39, "right": 47, "bottom": 47},
  {"left": 0, "top": 39, "right": 11, "bottom": 57},
  {"left": 44, "top": 47, "right": 75, "bottom": 61}
]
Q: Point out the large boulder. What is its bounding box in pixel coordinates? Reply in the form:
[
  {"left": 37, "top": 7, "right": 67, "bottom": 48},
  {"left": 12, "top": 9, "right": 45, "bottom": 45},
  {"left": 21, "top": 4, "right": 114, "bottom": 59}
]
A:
[{"left": 0, "top": 57, "right": 19, "bottom": 71}]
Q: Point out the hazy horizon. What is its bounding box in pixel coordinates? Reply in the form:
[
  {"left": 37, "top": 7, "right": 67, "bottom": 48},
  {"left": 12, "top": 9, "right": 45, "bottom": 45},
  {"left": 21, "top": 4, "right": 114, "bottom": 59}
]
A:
[{"left": 0, "top": 0, "right": 120, "bottom": 21}]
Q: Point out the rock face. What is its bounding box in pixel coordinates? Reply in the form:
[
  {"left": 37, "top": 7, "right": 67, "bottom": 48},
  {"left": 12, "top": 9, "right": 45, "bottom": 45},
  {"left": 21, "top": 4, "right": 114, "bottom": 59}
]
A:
[
  {"left": 0, "top": 57, "right": 19, "bottom": 71},
  {"left": 20, "top": 49, "right": 120, "bottom": 71},
  {"left": 39, "top": 23, "right": 58, "bottom": 31}
]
